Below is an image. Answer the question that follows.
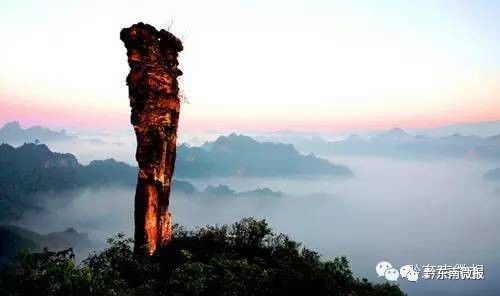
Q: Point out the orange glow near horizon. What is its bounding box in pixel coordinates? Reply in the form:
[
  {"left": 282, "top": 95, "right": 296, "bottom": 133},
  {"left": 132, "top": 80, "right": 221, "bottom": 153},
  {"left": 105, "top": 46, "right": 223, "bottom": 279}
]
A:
[
  {"left": 1, "top": 1, "right": 499, "bottom": 134},
  {"left": 1, "top": 91, "right": 500, "bottom": 133}
]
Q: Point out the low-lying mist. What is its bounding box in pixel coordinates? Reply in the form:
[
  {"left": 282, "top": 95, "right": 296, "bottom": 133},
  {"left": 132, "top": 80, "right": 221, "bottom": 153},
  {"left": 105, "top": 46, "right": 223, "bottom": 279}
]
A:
[{"left": 16, "top": 157, "right": 500, "bottom": 296}]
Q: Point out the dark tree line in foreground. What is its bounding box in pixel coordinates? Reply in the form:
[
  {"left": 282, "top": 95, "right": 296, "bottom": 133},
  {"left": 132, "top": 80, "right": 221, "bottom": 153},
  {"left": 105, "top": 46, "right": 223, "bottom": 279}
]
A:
[{"left": 0, "top": 218, "right": 404, "bottom": 296}]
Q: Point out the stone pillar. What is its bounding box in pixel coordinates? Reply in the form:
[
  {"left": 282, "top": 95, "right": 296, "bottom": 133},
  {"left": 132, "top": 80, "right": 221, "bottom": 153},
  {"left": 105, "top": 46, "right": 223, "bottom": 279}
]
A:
[{"left": 120, "top": 23, "right": 183, "bottom": 254}]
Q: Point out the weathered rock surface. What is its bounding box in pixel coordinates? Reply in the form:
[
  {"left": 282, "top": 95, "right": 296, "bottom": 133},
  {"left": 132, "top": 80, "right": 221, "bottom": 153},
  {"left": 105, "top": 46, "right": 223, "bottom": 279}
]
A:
[{"left": 120, "top": 22, "right": 183, "bottom": 254}]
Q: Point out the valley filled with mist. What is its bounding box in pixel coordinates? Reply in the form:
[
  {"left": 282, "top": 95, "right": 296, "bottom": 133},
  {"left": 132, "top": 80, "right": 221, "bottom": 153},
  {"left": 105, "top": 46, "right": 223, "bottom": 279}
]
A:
[{"left": 1, "top": 121, "right": 500, "bottom": 295}]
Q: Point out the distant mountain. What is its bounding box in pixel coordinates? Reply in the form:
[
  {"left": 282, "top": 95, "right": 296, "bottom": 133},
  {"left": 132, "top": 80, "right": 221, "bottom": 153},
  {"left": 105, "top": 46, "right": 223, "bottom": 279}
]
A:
[
  {"left": 0, "top": 121, "right": 73, "bottom": 144},
  {"left": 247, "top": 121, "right": 500, "bottom": 157},
  {"left": 176, "top": 134, "right": 353, "bottom": 178},
  {"left": 372, "top": 128, "right": 412, "bottom": 142},
  {"left": 0, "top": 143, "right": 288, "bottom": 223},
  {"left": 0, "top": 143, "right": 134, "bottom": 223},
  {"left": 250, "top": 130, "right": 344, "bottom": 155},
  {"left": 0, "top": 142, "right": 78, "bottom": 169},
  {"left": 0, "top": 225, "right": 92, "bottom": 266},
  {"left": 199, "top": 184, "right": 283, "bottom": 198},
  {"left": 304, "top": 128, "right": 500, "bottom": 160},
  {"left": 0, "top": 143, "right": 134, "bottom": 198},
  {"left": 416, "top": 120, "right": 500, "bottom": 138}
]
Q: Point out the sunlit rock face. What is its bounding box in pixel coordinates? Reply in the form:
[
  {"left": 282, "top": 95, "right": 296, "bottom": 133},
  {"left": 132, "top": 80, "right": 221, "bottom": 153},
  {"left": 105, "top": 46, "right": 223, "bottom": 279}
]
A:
[{"left": 120, "top": 22, "right": 183, "bottom": 255}]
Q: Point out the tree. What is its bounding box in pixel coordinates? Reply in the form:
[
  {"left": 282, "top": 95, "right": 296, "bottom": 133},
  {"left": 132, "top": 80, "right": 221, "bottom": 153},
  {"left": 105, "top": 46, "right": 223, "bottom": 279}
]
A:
[{"left": 0, "top": 218, "right": 405, "bottom": 296}]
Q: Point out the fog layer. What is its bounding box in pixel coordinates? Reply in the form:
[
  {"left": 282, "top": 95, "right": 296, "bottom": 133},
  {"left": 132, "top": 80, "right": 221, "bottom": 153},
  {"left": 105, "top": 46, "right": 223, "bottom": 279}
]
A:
[{"left": 17, "top": 157, "right": 500, "bottom": 296}]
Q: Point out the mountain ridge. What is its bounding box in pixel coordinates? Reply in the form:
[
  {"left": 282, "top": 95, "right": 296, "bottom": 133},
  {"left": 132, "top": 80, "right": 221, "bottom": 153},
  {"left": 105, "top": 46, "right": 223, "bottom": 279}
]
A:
[
  {"left": 0, "top": 143, "right": 287, "bottom": 224},
  {"left": 178, "top": 133, "right": 353, "bottom": 177},
  {"left": 0, "top": 121, "right": 73, "bottom": 144},
  {"left": 290, "top": 128, "right": 500, "bottom": 159}
]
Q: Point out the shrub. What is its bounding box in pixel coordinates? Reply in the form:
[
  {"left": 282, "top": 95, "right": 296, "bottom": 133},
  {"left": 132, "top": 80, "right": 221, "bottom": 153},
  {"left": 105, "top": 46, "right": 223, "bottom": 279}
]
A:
[{"left": 0, "top": 218, "right": 405, "bottom": 296}]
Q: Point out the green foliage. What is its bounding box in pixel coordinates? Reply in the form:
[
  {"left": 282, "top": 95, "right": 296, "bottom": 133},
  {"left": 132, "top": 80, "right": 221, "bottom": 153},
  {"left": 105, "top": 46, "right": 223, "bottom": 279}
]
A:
[
  {"left": 0, "top": 218, "right": 405, "bottom": 296},
  {"left": 0, "top": 248, "right": 92, "bottom": 296}
]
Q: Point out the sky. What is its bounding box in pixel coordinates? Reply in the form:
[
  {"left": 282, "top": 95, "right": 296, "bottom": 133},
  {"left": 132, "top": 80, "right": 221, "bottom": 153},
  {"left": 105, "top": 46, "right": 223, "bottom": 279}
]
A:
[{"left": 0, "top": 0, "right": 499, "bottom": 133}]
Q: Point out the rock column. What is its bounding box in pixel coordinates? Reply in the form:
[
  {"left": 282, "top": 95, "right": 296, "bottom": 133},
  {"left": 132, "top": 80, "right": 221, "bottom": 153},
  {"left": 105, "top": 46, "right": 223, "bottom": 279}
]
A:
[{"left": 120, "top": 23, "right": 183, "bottom": 254}]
